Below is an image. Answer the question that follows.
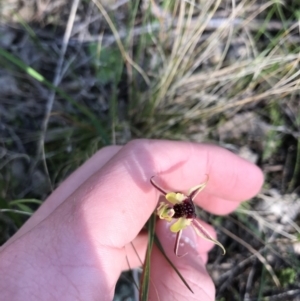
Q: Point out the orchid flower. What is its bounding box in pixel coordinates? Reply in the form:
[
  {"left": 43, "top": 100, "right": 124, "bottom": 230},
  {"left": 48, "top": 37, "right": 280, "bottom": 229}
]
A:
[{"left": 151, "top": 176, "right": 226, "bottom": 257}]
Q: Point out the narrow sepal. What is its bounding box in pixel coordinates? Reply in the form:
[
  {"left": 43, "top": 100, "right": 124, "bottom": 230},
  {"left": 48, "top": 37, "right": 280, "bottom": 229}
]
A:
[
  {"left": 188, "top": 175, "right": 209, "bottom": 200},
  {"left": 192, "top": 219, "right": 226, "bottom": 255},
  {"left": 174, "top": 230, "right": 187, "bottom": 257},
  {"left": 150, "top": 176, "right": 168, "bottom": 195}
]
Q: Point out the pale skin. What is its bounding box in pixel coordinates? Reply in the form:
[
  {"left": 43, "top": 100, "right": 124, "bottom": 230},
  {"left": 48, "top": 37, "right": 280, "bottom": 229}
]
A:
[{"left": 0, "top": 140, "right": 264, "bottom": 301}]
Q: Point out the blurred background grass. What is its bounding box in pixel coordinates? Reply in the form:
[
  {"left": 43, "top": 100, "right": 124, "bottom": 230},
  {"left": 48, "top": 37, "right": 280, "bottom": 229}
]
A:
[{"left": 1, "top": 0, "right": 300, "bottom": 300}]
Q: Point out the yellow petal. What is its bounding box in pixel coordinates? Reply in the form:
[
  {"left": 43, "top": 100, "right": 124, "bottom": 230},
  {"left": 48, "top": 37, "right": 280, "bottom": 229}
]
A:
[
  {"left": 166, "top": 192, "right": 186, "bottom": 204},
  {"left": 157, "top": 202, "right": 174, "bottom": 222},
  {"left": 166, "top": 192, "right": 179, "bottom": 204},
  {"left": 170, "top": 217, "right": 192, "bottom": 233},
  {"left": 175, "top": 193, "right": 187, "bottom": 202},
  {"left": 192, "top": 219, "right": 226, "bottom": 255}
]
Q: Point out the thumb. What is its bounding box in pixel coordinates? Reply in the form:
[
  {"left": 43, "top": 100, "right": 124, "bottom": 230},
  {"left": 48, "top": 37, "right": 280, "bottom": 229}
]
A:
[{"left": 148, "top": 220, "right": 216, "bottom": 301}]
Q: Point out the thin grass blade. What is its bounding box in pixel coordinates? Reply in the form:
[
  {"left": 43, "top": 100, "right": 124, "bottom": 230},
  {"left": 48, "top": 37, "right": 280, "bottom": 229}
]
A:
[
  {"left": 9, "top": 199, "right": 43, "bottom": 206},
  {"left": 0, "top": 48, "right": 109, "bottom": 144},
  {"left": 139, "top": 213, "right": 156, "bottom": 301}
]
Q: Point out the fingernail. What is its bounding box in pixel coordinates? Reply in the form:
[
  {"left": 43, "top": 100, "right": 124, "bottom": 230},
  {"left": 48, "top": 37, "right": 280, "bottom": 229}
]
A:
[
  {"left": 158, "top": 220, "right": 199, "bottom": 257},
  {"left": 178, "top": 225, "right": 199, "bottom": 256}
]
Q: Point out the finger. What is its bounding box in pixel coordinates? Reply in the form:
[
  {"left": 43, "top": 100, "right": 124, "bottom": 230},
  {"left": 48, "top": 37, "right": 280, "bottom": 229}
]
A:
[
  {"left": 6, "top": 145, "right": 122, "bottom": 245},
  {"left": 193, "top": 219, "right": 217, "bottom": 254},
  {"left": 196, "top": 192, "right": 244, "bottom": 215},
  {"left": 151, "top": 142, "right": 264, "bottom": 202},
  {"left": 149, "top": 220, "right": 215, "bottom": 301},
  {"left": 147, "top": 142, "right": 263, "bottom": 214}
]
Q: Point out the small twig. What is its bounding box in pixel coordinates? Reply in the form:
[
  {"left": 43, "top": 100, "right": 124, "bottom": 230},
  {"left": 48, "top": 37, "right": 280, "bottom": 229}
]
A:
[
  {"left": 215, "top": 254, "right": 256, "bottom": 287},
  {"left": 243, "top": 263, "right": 256, "bottom": 301},
  {"left": 32, "top": 0, "right": 81, "bottom": 191},
  {"left": 234, "top": 208, "right": 297, "bottom": 240},
  {"left": 247, "top": 289, "right": 300, "bottom": 301},
  {"left": 69, "top": 18, "right": 298, "bottom": 45},
  {"left": 219, "top": 226, "right": 281, "bottom": 287},
  {"left": 111, "top": 0, "right": 129, "bottom": 10},
  {"left": 0, "top": 149, "right": 29, "bottom": 170}
]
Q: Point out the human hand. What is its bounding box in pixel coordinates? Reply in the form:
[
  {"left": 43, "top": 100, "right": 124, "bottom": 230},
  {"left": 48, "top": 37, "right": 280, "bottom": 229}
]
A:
[{"left": 0, "top": 140, "right": 263, "bottom": 301}]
